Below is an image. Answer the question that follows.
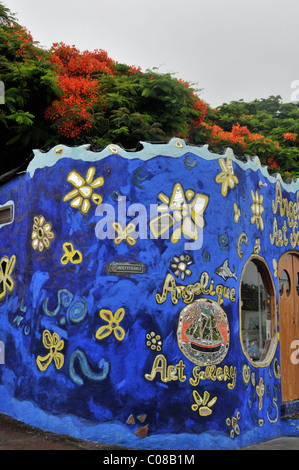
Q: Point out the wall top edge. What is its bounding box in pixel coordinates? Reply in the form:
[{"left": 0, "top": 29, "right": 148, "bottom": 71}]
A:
[{"left": 26, "top": 137, "right": 299, "bottom": 193}]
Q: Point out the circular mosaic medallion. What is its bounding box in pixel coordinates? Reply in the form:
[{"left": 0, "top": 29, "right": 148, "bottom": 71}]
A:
[{"left": 177, "top": 298, "right": 230, "bottom": 366}]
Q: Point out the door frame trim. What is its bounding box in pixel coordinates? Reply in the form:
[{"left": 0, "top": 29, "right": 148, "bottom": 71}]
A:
[{"left": 278, "top": 250, "right": 299, "bottom": 405}]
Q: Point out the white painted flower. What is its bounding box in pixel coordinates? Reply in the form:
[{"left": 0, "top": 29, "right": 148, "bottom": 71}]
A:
[
  {"left": 150, "top": 183, "right": 209, "bottom": 244},
  {"left": 63, "top": 167, "right": 104, "bottom": 214},
  {"left": 170, "top": 254, "right": 193, "bottom": 280},
  {"left": 250, "top": 190, "right": 264, "bottom": 231},
  {"left": 233, "top": 203, "right": 241, "bottom": 223},
  {"left": 215, "top": 157, "right": 239, "bottom": 197},
  {"left": 31, "top": 216, "right": 54, "bottom": 252}
]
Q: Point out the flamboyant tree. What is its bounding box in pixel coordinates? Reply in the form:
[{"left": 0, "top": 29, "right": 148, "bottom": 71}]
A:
[
  {"left": 194, "top": 96, "right": 299, "bottom": 178},
  {"left": 0, "top": 3, "right": 61, "bottom": 173},
  {"left": 43, "top": 42, "right": 207, "bottom": 149},
  {"left": 44, "top": 43, "right": 116, "bottom": 139},
  {"left": 0, "top": 4, "right": 206, "bottom": 174}
]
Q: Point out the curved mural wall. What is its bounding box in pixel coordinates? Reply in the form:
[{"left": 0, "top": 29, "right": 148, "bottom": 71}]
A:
[{"left": 0, "top": 138, "right": 298, "bottom": 449}]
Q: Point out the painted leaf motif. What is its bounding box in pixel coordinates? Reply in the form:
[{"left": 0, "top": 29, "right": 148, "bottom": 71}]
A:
[
  {"left": 218, "top": 158, "right": 227, "bottom": 173},
  {"left": 193, "top": 390, "right": 202, "bottom": 405},
  {"left": 70, "top": 196, "right": 83, "bottom": 208},
  {"left": 126, "top": 236, "right": 137, "bottom": 246},
  {"left": 95, "top": 325, "right": 112, "bottom": 340},
  {"left": 91, "top": 193, "right": 103, "bottom": 204},
  {"left": 43, "top": 237, "right": 50, "bottom": 248},
  {"left": 53, "top": 333, "right": 59, "bottom": 345},
  {"left": 36, "top": 352, "right": 52, "bottom": 371},
  {"left": 113, "top": 222, "right": 125, "bottom": 236},
  {"left": 90, "top": 176, "right": 104, "bottom": 188},
  {"left": 208, "top": 396, "right": 218, "bottom": 407},
  {"left": 61, "top": 254, "right": 69, "bottom": 265},
  {"left": 114, "top": 308, "right": 125, "bottom": 323},
  {"left": 63, "top": 189, "right": 79, "bottom": 201},
  {"left": 215, "top": 173, "right": 227, "bottom": 183},
  {"left": 114, "top": 326, "right": 125, "bottom": 341},
  {"left": 53, "top": 352, "right": 64, "bottom": 369},
  {"left": 81, "top": 199, "right": 90, "bottom": 213},
  {"left": 67, "top": 171, "right": 85, "bottom": 188},
  {"left": 85, "top": 167, "right": 95, "bottom": 184},
  {"left": 42, "top": 330, "right": 53, "bottom": 349},
  {"left": 221, "top": 180, "right": 229, "bottom": 196},
  {"left": 100, "top": 309, "right": 114, "bottom": 322},
  {"left": 171, "top": 227, "right": 181, "bottom": 243}
]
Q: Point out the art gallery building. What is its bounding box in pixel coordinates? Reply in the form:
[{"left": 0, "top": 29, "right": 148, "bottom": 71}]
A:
[{"left": 0, "top": 138, "right": 298, "bottom": 449}]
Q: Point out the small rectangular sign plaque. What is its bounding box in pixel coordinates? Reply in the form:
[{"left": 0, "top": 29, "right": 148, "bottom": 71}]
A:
[{"left": 106, "top": 261, "right": 146, "bottom": 275}]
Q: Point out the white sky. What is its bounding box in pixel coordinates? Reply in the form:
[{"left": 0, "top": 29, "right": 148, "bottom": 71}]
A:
[{"left": 4, "top": 0, "right": 299, "bottom": 107}]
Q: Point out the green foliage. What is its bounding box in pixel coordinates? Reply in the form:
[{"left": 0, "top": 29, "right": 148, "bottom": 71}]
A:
[
  {"left": 0, "top": 5, "right": 61, "bottom": 173},
  {"left": 199, "top": 96, "right": 299, "bottom": 179},
  {"left": 0, "top": 2, "right": 16, "bottom": 25},
  {"left": 87, "top": 69, "right": 200, "bottom": 149}
]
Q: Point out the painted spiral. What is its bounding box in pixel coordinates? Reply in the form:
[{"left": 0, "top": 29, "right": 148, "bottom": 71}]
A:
[
  {"left": 43, "top": 289, "right": 74, "bottom": 317},
  {"left": 67, "top": 299, "right": 87, "bottom": 323},
  {"left": 69, "top": 349, "right": 109, "bottom": 385}
]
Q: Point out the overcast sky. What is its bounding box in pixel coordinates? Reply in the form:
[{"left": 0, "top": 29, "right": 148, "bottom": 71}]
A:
[{"left": 4, "top": 0, "right": 299, "bottom": 107}]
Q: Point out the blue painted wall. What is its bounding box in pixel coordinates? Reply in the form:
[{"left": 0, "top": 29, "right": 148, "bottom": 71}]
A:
[{"left": 0, "top": 138, "right": 298, "bottom": 449}]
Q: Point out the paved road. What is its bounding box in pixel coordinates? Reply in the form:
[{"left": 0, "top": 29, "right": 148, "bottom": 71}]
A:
[
  {"left": 241, "top": 436, "right": 299, "bottom": 450},
  {"left": 0, "top": 413, "right": 124, "bottom": 450},
  {"left": 1, "top": 412, "right": 299, "bottom": 450}
]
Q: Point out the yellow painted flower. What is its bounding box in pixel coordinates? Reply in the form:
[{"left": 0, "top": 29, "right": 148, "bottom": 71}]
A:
[
  {"left": 146, "top": 331, "right": 162, "bottom": 351},
  {"left": 60, "top": 242, "right": 83, "bottom": 265},
  {"left": 191, "top": 390, "right": 217, "bottom": 417},
  {"left": 0, "top": 255, "right": 16, "bottom": 300},
  {"left": 226, "top": 411, "right": 241, "bottom": 439},
  {"left": 215, "top": 157, "right": 239, "bottom": 197},
  {"left": 170, "top": 254, "right": 193, "bottom": 280},
  {"left": 31, "top": 216, "right": 55, "bottom": 252},
  {"left": 112, "top": 222, "right": 136, "bottom": 246},
  {"left": 233, "top": 203, "right": 241, "bottom": 223},
  {"left": 36, "top": 330, "right": 64, "bottom": 371},
  {"left": 95, "top": 308, "right": 126, "bottom": 341},
  {"left": 149, "top": 183, "right": 209, "bottom": 244},
  {"left": 63, "top": 167, "right": 104, "bottom": 214},
  {"left": 250, "top": 189, "right": 264, "bottom": 231}
]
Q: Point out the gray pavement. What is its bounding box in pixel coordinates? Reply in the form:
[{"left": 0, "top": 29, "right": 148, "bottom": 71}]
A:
[
  {"left": 1, "top": 412, "right": 299, "bottom": 450},
  {"left": 241, "top": 436, "right": 299, "bottom": 450},
  {"left": 0, "top": 413, "right": 125, "bottom": 450}
]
